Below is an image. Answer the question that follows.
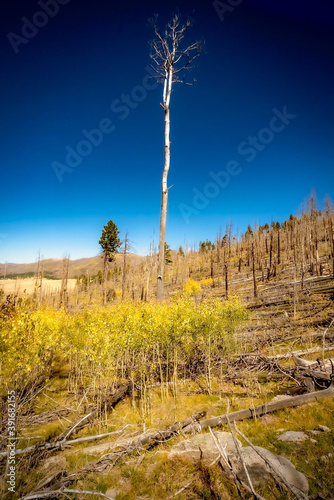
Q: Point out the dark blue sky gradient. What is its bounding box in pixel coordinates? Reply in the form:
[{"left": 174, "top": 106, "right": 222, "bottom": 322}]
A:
[{"left": 1, "top": 0, "right": 333, "bottom": 262}]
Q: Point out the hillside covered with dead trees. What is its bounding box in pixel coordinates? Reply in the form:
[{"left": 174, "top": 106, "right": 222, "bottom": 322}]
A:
[{"left": 1, "top": 194, "right": 333, "bottom": 500}]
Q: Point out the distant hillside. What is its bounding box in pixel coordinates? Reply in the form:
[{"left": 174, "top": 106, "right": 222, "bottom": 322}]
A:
[{"left": 0, "top": 253, "right": 144, "bottom": 280}]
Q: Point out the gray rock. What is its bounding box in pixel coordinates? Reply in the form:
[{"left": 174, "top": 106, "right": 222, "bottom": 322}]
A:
[
  {"left": 169, "top": 432, "right": 309, "bottom": 495},
  {"left": 318, "top": 425, "right": 331, "bottom": 433},
  {"left": 105, "top": 488, "right": 118, "bottom": 499},
  {"left": 42, "top": 455, "right": 67, "bottom": 471},
  {"left": 277, "top": 431, "right": 308, "bottom": 442},
  {"left": 260, "top": 414, "right": 280, "bottom": 425},
  {"left": 229, "top": 446, "right": 309, "bottom": 494},
  {"left": 168, "top": 432, "right": 241, "bottom": 464}
]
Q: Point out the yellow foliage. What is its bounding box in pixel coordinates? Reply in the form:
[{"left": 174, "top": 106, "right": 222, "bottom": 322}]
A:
[
  {"left": 0, "top": 296, "right": 248, "bottom": 391},
  {"left": 200, "top": 278, "right": 214, "bottom": 286},
  {"left": 183, "top": 279, "right": 202, "bottom": 294}
]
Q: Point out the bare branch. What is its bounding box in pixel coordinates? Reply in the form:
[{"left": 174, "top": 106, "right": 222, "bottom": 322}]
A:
[
  {"left": 21, "top": 488, "right": 116, "bottom": 500},
  {"left": 233, "top": 422, "right": 308, "bottom": 500},
  {"left": 149, "top": 14, "right": 203, "bottom": 87}
]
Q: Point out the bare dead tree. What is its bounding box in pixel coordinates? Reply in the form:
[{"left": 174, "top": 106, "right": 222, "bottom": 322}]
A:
[
  {"left": 227, "top": 221, "right": 232, "bottom": 258},
  {"left": 224, "top": 263, "right": 228, "bottom": 300},
  {"left": 277, "top": 227, "right": 280, "bottom": 265},
  {"left": 60, "top": 255, "right": 70, "bottom": 308},
  {"left": 216, "top": 231, "right": 221, "bottom": 286},
  {"left": 210, "top": 246, "right": 214, "bottom": 279},
  {"left": 269, "top": 231, "right": 273, "bottom": 269},
  {"left": 252, "top": 242, "right": 257, "bottom": 298},
  {"left": 34, "top": 252, "right": 43, "bottom": 304},
  {"left": 149, "top": 12, "right": 203, "bottom": 299},
  {"left": 122, "top": 232, "right": 128, "bottom": 301}
]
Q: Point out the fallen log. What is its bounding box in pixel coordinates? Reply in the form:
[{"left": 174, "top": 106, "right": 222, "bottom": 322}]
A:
[
  {"left": 184, "top": 382, "right": 334, "bottom": 433},
  {"left": 79, "top": 411, "right": 206, "bottom": 474},
  {"left": 0, "top": 426, "right": 129, "bottom": 460},
  {"left": 23, "top": 408, "right": 73, "bottom": 426},
  {"left": 247, "top": 299, "right": 290, "bottom": 309},
  {"left": 56, "top": 382, "right": 131, "bottom": 442},
  {"left": 49, "top": 411, "right": 206, "bottom": 490},
  {"left": 108, "top": 382, "right": 131, "bottom": 407},
  {"left": 295, "top": 368, "right": 332, "bottom": 381},
  {"left": 308, "top": 357, "right": 334, "bottom": 370},
  {"left": 237, "top": 345, "right": 334, "bottom": 361}
]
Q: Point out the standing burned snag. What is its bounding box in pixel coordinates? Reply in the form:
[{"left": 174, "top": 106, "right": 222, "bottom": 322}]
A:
[
  {"left": 252, "top": 242, "right": 257, "bottom": 298},
  {"left": 149, "top": 13, "right": 204, "bottom": 300}
]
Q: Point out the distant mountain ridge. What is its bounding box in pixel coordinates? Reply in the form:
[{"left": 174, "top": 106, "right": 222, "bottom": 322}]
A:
[{"left": 0, "top": 254, "right": 144, "bottom": 279}]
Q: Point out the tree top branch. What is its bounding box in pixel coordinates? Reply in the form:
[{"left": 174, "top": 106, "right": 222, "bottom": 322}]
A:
[{"left": 149, "top": 13, "right": 204, "bottom": 86}]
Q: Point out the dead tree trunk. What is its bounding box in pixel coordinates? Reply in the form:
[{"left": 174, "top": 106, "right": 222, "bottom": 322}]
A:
[
  {"left": 210, "top": 248, "right": 214, "bottom": 279},
  {"left": 150, "top": 15, "right": 203, "bottom": 300},
  {"left": 157, "top": 73, "right": 172, "bottom": 300},
  {"left": 185, "top": 383, "right": 334, "bottom": 432},
  {"left": 122, "top": 232, "right": 128, "bottom": 301},
  {"left": 277, "top": 230, "right": 280, "bottom": 265},
  {"left": 252, "top": 242, "right": 257, "bottom": 298},
  {"left": 60, "top": 256, "right": 69, "bottom": 308},
  {"left": 225, "top": 263, "right": 228, "bottom": 300}
]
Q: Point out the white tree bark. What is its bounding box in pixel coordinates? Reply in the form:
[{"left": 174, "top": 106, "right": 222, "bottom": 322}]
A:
[
  {"left": 149, "top": 14, "right": 203, "bottom": 300},
  {"left": 157, "top": 68, "right": 173, "bottom": 300}
]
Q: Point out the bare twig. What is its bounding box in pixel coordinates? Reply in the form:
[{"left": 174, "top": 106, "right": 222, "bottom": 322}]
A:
[
  {"left": 169, "top": 482, "right": 193, "bottom": 498},
  {"left": 19, "top": 381, "right": 52, "bottom": 405},
  {"left": 21, "top": 488, "right": 115, "bottom": 500},
  {"left": 42, "top": 392, "right": 78, "bottom": 413},
  {"left": 56, "top": 412, "right": 94, "bottom": 442},
  {"left": 225, "top": 399, "right": 257, "bottom": 498},
  {"left": 273, "top": 361, "right": 302, "bottom": 385},
  {"left": 0, "top": 426, "right": 130, "bottom": 459},
  {"left": 208, "top": 426, "right": 267, "bottom": 500}
]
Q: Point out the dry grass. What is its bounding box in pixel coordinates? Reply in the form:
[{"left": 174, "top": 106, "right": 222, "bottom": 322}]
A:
[
  {"left": 0, "top": 277, "right": 77, "bottom": 295},
  {"left": 3, "top": 373, "right": 332, "bottom": 499}
]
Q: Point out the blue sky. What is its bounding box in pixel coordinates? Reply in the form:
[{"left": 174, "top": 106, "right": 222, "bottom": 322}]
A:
[{"left": 1, "top": 0, "right": 334, "bottom": 263}]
